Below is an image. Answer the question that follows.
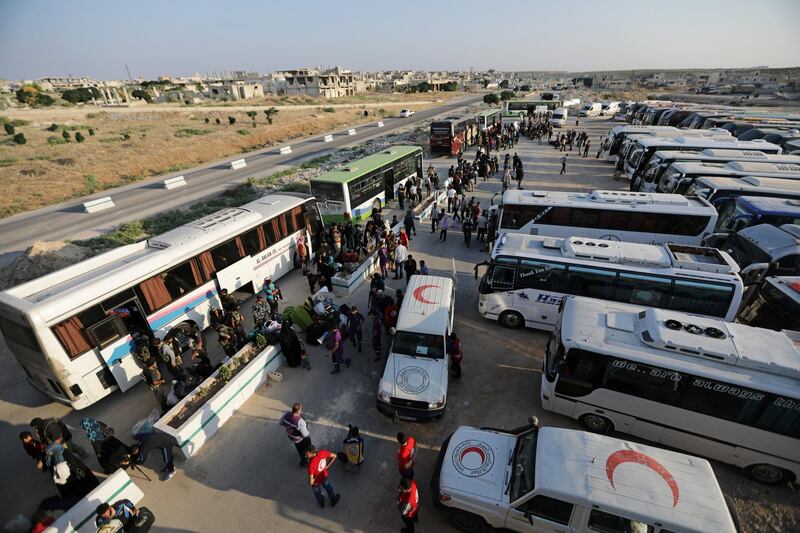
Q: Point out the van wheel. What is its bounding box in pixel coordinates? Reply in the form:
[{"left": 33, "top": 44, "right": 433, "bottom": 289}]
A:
[
  {"left": 450, "top": 510, "right": 487, "bottom": 532},
  {"left": 579, "top": 414, "right": 612, "bottom": 434},
  {"left": 745, "top": 463, "right": 789, "bottom": 485},
  {"left": 499, "top": 311, "right": 524, "bottom": 329}
]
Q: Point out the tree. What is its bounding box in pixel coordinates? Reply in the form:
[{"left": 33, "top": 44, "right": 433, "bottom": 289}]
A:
[
  {"left": 416, "top": 81, "right": 431, "bottom": 92},
  {"left": 62, "top": 130, "right": 71, "bottom": 141},
  {"left": 123, "top": 133, "right": 131, "bottom": 140},
  {"left": 204, "top": 117, "right": 210, "bottom": 124},
  {"left": 36, "top": 94, "right": 55, "bottom": 106},
  {"left": 75, "top": 131, "right": 85, "bottom": 143},
  {"left": 499, "top": 79, "right": 510, "bottom": 89},
  {"left": 264, "top": 107, "right": 278, "bottom": 124},
  {"left": 4, "top": 123, "right": 14, "bottom": 135},
  {"left": 61, "top": 87, "right": 101, "bottom": 104},
  {"left": 228, "top": 116, "right": 236, "bottom": 125},
  {"left": 483, "top": 93, "right": 500, "bottom": 105},
  {"left": 131, "top": 89, "right": 153, "bottom": 103},
  {"left": 520, "top": 85, "right": 531, "bottom": 92},
  {"left": 16, "top": 84, "right": 41, "bottom": 106},
  {"left": 215, "top": 118, "right": 221, "bottom": 125},
  {"left": 47, "top": 123, "right": 59, "bottom": 132},
  {"left": 13, "top": 133, "right": 26, "bottom": 145},
  {"left": 443, "top": 81, "right": 459, "bottom": 91},
  {"left": 88, "top": 128, "right": 95, "bottom": 136},
  {"left": 500, "top": 90, "right": 516, "bottom": 101},
  {"left": 246, "top": 111, "right": 257, "bottom": 121}
]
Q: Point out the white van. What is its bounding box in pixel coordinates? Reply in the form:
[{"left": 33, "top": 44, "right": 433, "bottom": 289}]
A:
[
  {"left": 578, "top": 102, "right": 602, "bottom": 117},
  {"left": 376, "top": 275, "right": 455, "bottom": 420},
  {"left": 600, "top": 101, "right": 620, "bottom": 116},
  {"left": 433, "top": 420, "right": 739, "bottom": 533},
  {"left": 550, "top": 108, "right": 567, "bottom": 127}
]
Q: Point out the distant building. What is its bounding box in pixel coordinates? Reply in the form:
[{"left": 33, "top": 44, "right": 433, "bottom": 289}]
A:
[
  {"left": 280, "top": 67, "right": 356, "bottom": 98},
  {"left": 207, "top": 79, "right": 264, "bottom": 100}
]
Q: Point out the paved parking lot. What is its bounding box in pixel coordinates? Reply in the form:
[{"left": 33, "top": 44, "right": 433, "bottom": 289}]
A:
[{"left": 1, "top": 116, "right": 797, "bottom": 532}]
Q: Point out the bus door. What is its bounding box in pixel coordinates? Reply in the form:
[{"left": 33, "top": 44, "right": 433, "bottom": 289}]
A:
[
  {"left": 383, "top": 168, "right": 395, "bottom": 201},
  {"left": 216, "top": 254, "right": 256, "bottom": 294},
  {"left": 87, "top": 298, "right": 152, "bottom": 392}
]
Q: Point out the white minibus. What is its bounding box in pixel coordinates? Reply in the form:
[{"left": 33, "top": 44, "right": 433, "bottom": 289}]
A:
[
  {"left": 376, "top": 275, "right": 455, "bottom": 421},
  {"left": 578, "top": 103, "right": 602, "bottom": 117},
  {"left": 651, "top": 161, "right": 800, "bottom": 194},
  {"left": 542, "top": 296, "right": 800, "bottom": 484},
  {"left": 550, "top": 108, "right": 567, "bottom": 127}
]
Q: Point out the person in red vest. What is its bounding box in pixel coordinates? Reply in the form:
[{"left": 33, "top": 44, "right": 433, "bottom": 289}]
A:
[
  {"left": 397, "top": 432, "right": 417, "bottom": 480},
  {"left": 305, "top": 445, "right": 341, "bottom": 508},
  {"left": 397, "top": 477, "right": 420, "bottom": 533}
]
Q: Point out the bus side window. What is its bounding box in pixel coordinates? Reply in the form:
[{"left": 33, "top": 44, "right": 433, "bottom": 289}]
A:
[
  {"left": 242, "top": 227, "right": 266, "bottom": 256},
  {"left": 615, "top": 273, "right": 671, "bottom": 307},
  {"left": 554, "top": 350, "right": 606, "bottom": 397},
  {"left": 518, "top": 260, "right": 565, "bottom": 292},
  {"left": 262, "top": 219, "right": 279, "bottom": 247},
  {"left": 587, "top": 509, "right": 653, "bottom": 533},
  {"left": 564, "top": 266, "right": 616, "bottom": 300},
  {"left": 668, "top": 280, "right": 733, "bottom": 318},
  {"left": 210, "top": 239, "right": 243, "bottom": 270},
  {"left": 489, "top": 265, "right": 516, "bottom": 291}
]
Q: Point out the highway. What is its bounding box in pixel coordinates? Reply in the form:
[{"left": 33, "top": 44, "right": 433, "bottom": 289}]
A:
[{"left": 0, "top": 93, "right": 483, "bottom": 264}]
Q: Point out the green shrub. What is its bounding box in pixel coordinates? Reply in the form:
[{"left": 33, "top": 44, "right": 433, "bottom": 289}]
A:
[
  {"left": 131, "top": 89, "right": 153, "bottom": 103},
  {"left": 174, "top": 128, "right": 211, "bottom": 138},
  {"left": 483, "top": 93, "right": 500, "bottom": 105},
  {"left": 88, "top": 128, "right": 95, "bottom": 136},
  {"left": 62, "top": 130, "right": 70, "bottom": 141},
  {"left": 204, "top": 117, "right": 210, "bottom": 124},
  {"left": 123, "top": 133, "right": 131, "bottom": 141},
  {"left": 47, "top": 123, "right": 60, "bottom": 132},
  {"left": 47, "top": 136, "right": 66, "bottom": 145},
  {"left": 264, "top": 107, "right": 278, "bottom": 124},
  {"left": 75, "top": 132, "right": 85, "bottom": 143},
  {"left": 215, "top": 118, "right": 221, "bottom": 125},
  {"left": 323, "top": 107, "right": 335, "bottom": 113},
  {"left": 13, "top": 133, "right": 26, "bottom": 145},
  {"left": 84, "top": 174, "right": 99, "bottom": 192},
  {"left": 218, "top": 365, "right": 232, "bottom": 381},
  {"left": 236, "top": 129, "right": 251, "bottom": 136},
  {"left": 4, "top": 123, "right": 14, "bottom": 135},
  {"left": 0, "top": 158, "right": 17, "bottom": 166},
  {"left": 228, "top": 116, "right": 236, "bottom": 125}
]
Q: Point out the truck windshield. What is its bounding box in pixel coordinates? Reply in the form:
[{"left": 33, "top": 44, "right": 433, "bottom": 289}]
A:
[
  {"left": 723, "top": 234, "right": 772, "bottom": 269},
  {"left": 392, "top": 331, "right": 445, "bottom": 359},
  {"left": 509, "top": 429, "right": 538, "bottom": 501}
]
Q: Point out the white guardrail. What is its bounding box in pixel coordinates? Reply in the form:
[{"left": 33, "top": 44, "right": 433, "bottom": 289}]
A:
[
  {"left": 323, "top": 134, "right": 334, "bottom": 143},
  {"left": 162, "top": 176, "right": 186, "bottom": 189},
  {"left": 347, "top": 128, "right": 357, "bottom": 136},
  {"left": 279, "top": 146, "right": 292, "bottom": 155},
  {"left": 82, "top": 196, "right": 114, "bottom": 213},
  {"left": 376, "top": 121, "right": 384, "bottom": 127},
  {"left": 230, "top": 158, "right": 247, "bottom": 170}
]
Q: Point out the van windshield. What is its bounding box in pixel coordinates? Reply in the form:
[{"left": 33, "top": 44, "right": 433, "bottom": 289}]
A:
[
  {"left": 392, "top": 331, "right": 445, "bottom": 359},
  {"left": 509, "top": 429, "right": 538, "bottom": 501}
]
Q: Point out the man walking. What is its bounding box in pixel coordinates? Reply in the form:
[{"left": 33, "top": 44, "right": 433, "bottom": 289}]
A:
[
  {"left": 398, "top": 478, "right": 420, "bottom": 533},
  {"left": 329, "top": 323, "right": 350, "bottom": 374},
  {"left": 143, "top": 358, "right": 169, "bottom": 413},
  {"left": 264, "top": 276, "right": 280, "bottom": 319},
  {"left": 446, "top": 186, "right": 456, "bottom": 213},
  {"left": 394, "top": 241, "right": 408, "bottom": 280},
  {"left": 560, "top": 154, "right": 568, "bottom": 175},
  {"left": 404, "top": 254, "right": 417, "bottom": 282},
  {"left": 280, "top": 403, "right": 312, "bottom": 466},
  {"left": 252, "top": 294, "right": 269, "bottom": 330},
  {"left": 348, "top": 306, "right": 364, "bottom": 353},
  {"left": 306, "top": 446, "right": 341, "bottom": 508},
  {"left": 430, "top": 204, "right": 439, "bottom": 233},
  {"left": 397, "top": 432, "right": 417, "bottom": 480},
  {"left": 462, "top": 217, "right": 473, "bottom": 247},
  {"left": 583, "top": 140, "right": 591, "bottom": 158},
  {"left": 439, "top": 210, "right": 451, "bottom": 242}
]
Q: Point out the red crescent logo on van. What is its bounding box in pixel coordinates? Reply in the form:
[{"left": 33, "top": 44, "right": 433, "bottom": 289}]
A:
[
  {"left": 452, "top": 440, "right": 495, "bottom": 477},
  {"left": 413, "top": 284, "right": 439, "bottom": 305},
  {"left": 606, "top": 450, "right": 680, "bottom": 507}
]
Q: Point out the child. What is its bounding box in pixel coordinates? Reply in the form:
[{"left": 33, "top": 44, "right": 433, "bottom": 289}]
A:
[
  {"left": 300, "top": 348, "right": 311, "bottom": 371},
  {"left": 418, "top": 260, "right": 429, "bottom": 276},
  {"left": 20, "top": 431, "right": 46, "bottom": 463}
]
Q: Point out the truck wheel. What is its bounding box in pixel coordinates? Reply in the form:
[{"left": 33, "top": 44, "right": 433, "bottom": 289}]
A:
[
  {"left": 450, "top": 510, "right": 487, "bottom": 532},
  {"left": 579, "top": 413, "right": 612, "bottom": 434},
  {"left": 499, "top": 310, "right": 524, "bottom": 329},
  {"left": 745, "top": 463, "right": 789, "bottom": 485}
]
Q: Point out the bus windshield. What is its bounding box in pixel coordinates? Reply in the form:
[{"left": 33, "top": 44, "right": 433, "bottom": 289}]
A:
[
  {"left": 724, "top": 234, "right": 772, "bottom": 269},
  {"left": 392, "top": 331, "right": 445, "bottom": 359},
  {"left": 741, "top": 281, "right": 800, "bottom": 331},
  {"left": 310, "top": 181, "right": 345, "bottom": 203}
]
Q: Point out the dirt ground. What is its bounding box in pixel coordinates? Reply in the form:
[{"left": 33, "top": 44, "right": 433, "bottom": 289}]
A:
[{"left": 0, "top": 92, "right": 460, "bottom": 218}]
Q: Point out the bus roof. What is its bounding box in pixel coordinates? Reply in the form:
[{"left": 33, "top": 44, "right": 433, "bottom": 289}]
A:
[
  {"left": 502, "top": 190, "right": 715, "bottom": 214},
  {"left": 395, "top": 275, "right": 453, "bottom": 336},
  {"left": 738, "top": 223, "right": 800, "bottom": 260},
  {"left": 4, "top": 193, "right": 310, "bottom": 323},
  {"left": 738, "top": 196, "right": 800, "bottom": 216},
  {"left": 696, "top": 175, "right": 800, "bottom": 193},
  {"left": 610, "top": 125, "right": 680, "bottom": 136},
  {"left": 493, "top": 233, "right": 739, "bottom": 276},
  {"left": 726, "top": 161, "right": 800, "bottom": 173},
  {"left": 559, "top": 297, "right": 800, "bottom": 396},
  {"left": 670, "top": 161, "right": 800, "bottom": 176},
  {"left": 637, "top": 137, "right": 781, "bottom": 151},
  {"left": 310, "top": 145, "right": 421, "bottom": 184},
  {"left": 535, "top": 427, "right": 737, "bottom": 533},
  {"left": 475, "top": 108, "right": 502, "bottom": 118}
]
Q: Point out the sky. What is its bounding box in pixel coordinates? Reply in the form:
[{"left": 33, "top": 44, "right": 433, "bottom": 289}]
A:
[{"left": 1, "top": 0, "right": 799, "bottom": 80}]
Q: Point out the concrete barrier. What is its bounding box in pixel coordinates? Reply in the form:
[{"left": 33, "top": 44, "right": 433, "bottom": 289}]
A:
[
  {"left": 376, "top": 121, "right": 384, "bottom": 127},
  {"left": 44, "top": 470, "right": 143, "bottom": 533},
  {"left": 347, "top": 128, "right": 357, "bottom": 136},
  {"left": 323, "top": 134, "right": 334, "bottom": 143},
  {"left": 82, "top": 196, "right": 114, "bottom": 214},
  {"left": 230, "top": 158, "right": 247, "bottom": 170},
  {"left": 162, "top": 176, "right": 186, "bottom": 190},
  {"left": 279, "top": 146, "right": 292, "bottom": 155}
]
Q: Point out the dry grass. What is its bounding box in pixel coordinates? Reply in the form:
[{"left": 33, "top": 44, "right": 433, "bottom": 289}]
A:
[{"left": 0, "top": 93, "right": 460, "bottom": 218}]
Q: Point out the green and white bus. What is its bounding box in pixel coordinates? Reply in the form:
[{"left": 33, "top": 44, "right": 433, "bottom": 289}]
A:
[
  {"left": 503, "top": 99, "right": 562, "bottom": 117},
  {"left": 309, "top": 145, "right": 423, "bottom": 223}
]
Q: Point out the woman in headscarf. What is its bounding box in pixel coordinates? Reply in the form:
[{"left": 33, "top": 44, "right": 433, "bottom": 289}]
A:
[
  {"left": 279, "top": 318, "right": 304, "bottom": 368},
  {"left": 80, "top": 418, "right": 131, "bottom": 474}
]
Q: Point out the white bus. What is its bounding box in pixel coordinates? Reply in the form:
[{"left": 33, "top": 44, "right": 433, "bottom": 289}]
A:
[
  {"left": 647, "top": 160, "right": 800, "bottom": 194},
  {"left": 624, "top": 137, "right": 782, "bottom": 181},
  {"left": 0, "top": 193, "right": 322, "bottom": 409},
  {"left": 477, "top": 233, "right": 743, "bottom": 330},
  {"left": 599, "top": 126, "right": 731, "bottom": 161},
  {"left": 542, "top": 296, "right": 800, "bottom": 484},
  {"left": 634, "top": 148, "right": 800, "bottom": 192},
  {"left": 685, "top": 175, "right": 800, "bottom": 205},
  {"left": 497, "top": 189, "right": 719, "bottom": 246}
]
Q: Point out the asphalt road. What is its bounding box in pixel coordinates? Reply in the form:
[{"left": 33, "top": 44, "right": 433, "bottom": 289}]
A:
[{"left": 0, "top": 93, "right": 483, "bottom": 265}]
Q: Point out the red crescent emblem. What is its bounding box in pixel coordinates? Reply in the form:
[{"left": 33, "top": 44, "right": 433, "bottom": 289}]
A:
[
  {"left": 460, "top": 446, "right": 486, "bottom": 464},
  {"left": 606, "top": 450, "right": 680, "bottom": 507},
  {"left": 412, "top": 284, "right": 439, "bottom": 305}
]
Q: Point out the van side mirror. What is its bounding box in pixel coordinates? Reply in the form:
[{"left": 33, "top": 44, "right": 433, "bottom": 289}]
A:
[
  {"left": 740, "top": 263, "right": 769, "bottom": 285},
  {"left": 524, "top": 511, "right": 534, "bottom": 526},
  {"left": 528, "top": 416, "right": 539, "bottom": 428}
]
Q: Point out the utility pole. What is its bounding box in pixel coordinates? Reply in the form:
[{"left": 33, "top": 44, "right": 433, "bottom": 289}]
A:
[{"left": 125, "top": 64, "right": 133, "bottom": 83}]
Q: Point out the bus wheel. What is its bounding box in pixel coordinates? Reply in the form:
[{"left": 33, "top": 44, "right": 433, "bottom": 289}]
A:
[
  {"left": 499, "top": 311, "right": 524, "bottom": 329},
  {"left": 579, "top": 413, "right": 612, "bottom": 434},
  {"left": 746, "top": 463, "right": 788, "bottom": 485},
  {"left": 450, "top": 510, "right": 486, "bottom": 533}
]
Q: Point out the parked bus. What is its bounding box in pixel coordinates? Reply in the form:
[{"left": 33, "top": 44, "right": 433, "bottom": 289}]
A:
[
  {"left": 503, "top": 99, "right": 561, "bottom": 117},
  {"left": 716, "top": 196, "right": 800, "bottom": 234},
  {"left": 685, "top": 175, "right": 800, "bottom": 206},
  {"left": 738, "top": 276, "right": 800, "bottom": 331},
  {"left": 600, "top": 126, "right": 731, "bottom": 162},
  {"left": 624, "top": 137, "right": 782, "bottom": 182},
  {"left": 430, "top": 115, "right": 478, "bottom": 155},
  {"left": 475, "top": 108, "right": 502, "bottom": 133},
  {"left": 477, "top": 233, "right": 743, "bottom": 330},
  {"left": 0, "top": 193, "right": 323, "bottom": 409},
  {"left": 542, "top": 296, "right": 800, "bottom": 484},
  {"left": 634, "top": 149, "right": 800, "bottom": 192},
  {"left": 497, "top": 189, "right": 718, "bottom": 245},
  {"left": 309, "top": 146, "right": 422, "bottom": 223},
  {"left": 646, "top": 161, "right": 800, "bottom": 194}
]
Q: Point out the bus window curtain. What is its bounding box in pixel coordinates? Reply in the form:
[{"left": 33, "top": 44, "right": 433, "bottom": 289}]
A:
[
  {"left": 257, "top": 226, "right": 266, "bottom": 250},
  {"left": 188, "top": 260, "right": 203, "bottom": 286},
  {"left": 271, "top": 219, "right": 281, "bottom": 241},
  {"left": 235, "top": 237, "right": 246, "bottom": 258},
  {"left": 54, "top": 316, "right": 92, "bottom": 357},
  {"left": 198, "top": 252, "right": 217, "bottom": 279},
  {"left": 139, "top": 276, "right": 172, "bottom": 311}
]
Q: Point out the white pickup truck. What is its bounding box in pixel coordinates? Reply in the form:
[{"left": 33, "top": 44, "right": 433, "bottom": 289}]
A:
[{"left": 432, "top": 419, "right": 739, "bottom": 533}]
